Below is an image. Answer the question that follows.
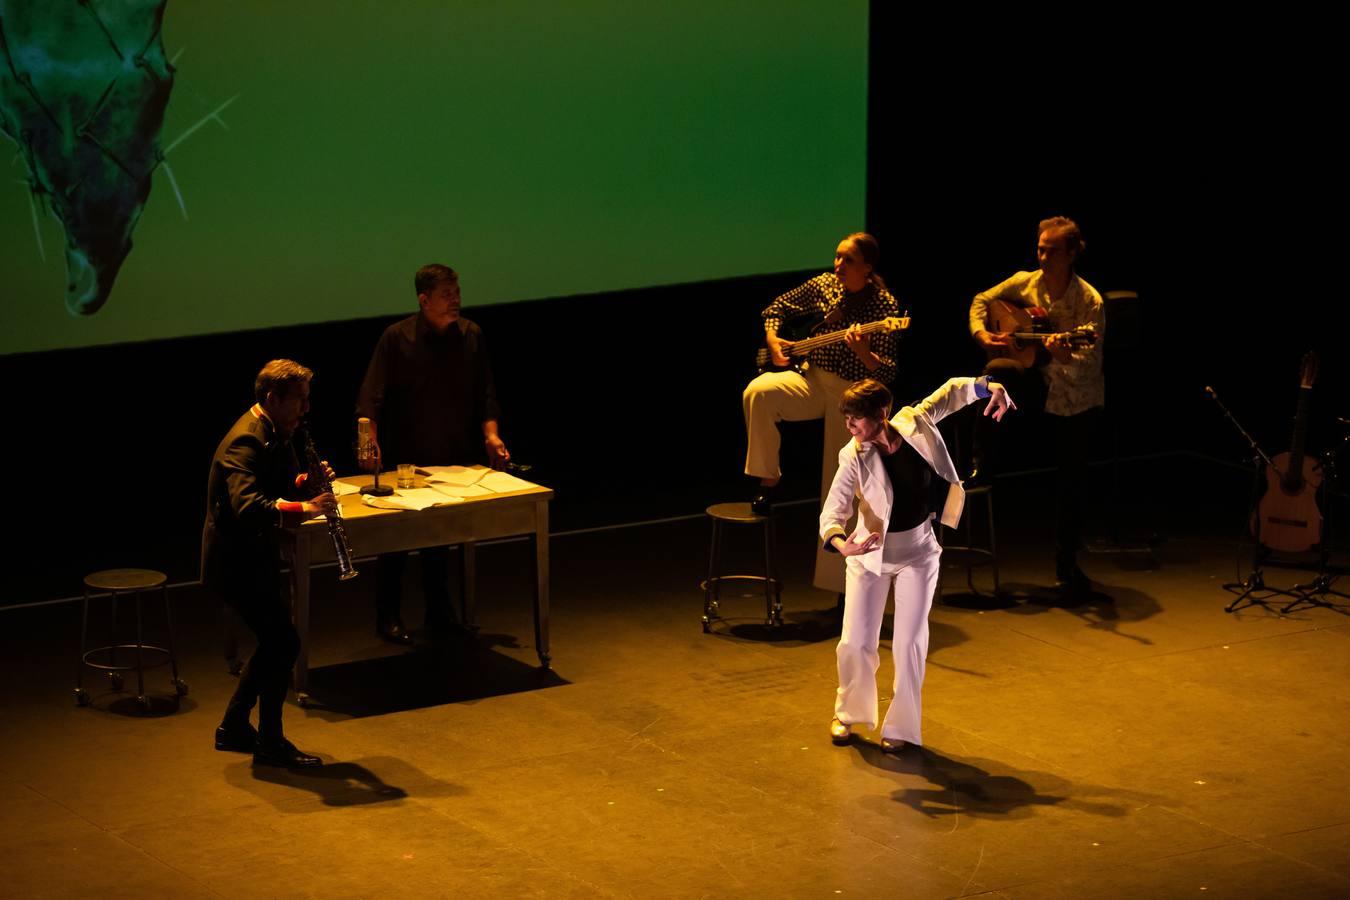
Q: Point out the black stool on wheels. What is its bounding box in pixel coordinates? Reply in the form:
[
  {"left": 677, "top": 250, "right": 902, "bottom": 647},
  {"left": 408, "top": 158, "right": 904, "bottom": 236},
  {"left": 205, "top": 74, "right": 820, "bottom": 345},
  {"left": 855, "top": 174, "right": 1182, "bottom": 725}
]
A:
[
  {"left": 75, "top": 568, "right": 187, "bottom": 710},
  {"left": 702, "top": 502, "right": 782, "bottom": 631},
  {"left": 937, "top": 485, "right": 1000, "bottom": 600}
]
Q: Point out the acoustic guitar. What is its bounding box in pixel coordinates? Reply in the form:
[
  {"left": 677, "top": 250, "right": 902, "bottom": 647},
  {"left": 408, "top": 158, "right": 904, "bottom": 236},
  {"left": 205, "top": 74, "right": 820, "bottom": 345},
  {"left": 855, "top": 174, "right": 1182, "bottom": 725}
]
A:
[
  {"left": 1254, "top": 352, "right": 1322, "bottom": 553},
  {"left": 984, "top": 300, "right": 1097, "bottom": 367},
  {"left": 756, "top": 314, "right": 910, "bottom": 374}
]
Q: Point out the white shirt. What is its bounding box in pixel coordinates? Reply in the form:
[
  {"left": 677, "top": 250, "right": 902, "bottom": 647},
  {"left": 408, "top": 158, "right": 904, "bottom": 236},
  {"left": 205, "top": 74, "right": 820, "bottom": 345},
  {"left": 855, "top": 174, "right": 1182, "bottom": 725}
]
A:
[{"left": 969, "top": 270, "right": 1105, "bottom": 416}]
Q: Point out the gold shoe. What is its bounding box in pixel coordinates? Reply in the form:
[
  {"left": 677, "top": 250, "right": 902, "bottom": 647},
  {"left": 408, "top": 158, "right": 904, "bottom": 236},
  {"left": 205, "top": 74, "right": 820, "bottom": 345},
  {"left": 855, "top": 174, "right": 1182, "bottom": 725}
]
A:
[
  {"left": 829, "top": 718, "right": 852, "bottom": 745},
  {"left": 880, "top": 737, "right": 906, "bottom": 754}
]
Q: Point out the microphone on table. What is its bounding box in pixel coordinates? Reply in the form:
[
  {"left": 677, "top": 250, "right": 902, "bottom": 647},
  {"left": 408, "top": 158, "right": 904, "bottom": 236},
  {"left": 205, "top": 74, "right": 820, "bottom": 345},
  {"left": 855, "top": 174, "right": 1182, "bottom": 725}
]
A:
[{"left": 357, "top": 417, "right": 394, "bottom": 496}]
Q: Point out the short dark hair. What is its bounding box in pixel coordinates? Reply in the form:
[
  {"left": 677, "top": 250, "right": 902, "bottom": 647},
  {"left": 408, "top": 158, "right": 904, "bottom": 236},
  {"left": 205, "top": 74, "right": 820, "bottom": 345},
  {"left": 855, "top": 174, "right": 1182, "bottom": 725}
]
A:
[
  {"left": 254, "top": 359, "right": 313, "bottom": 403},
  {"left": 839, "top": 378, "right": 892, "bottom": 420},
  {"left": 415, "top": 264, "right": 459, "bottom": 296},
  {"left": 1038, "top": 216, "right": 1085, "bottom": 254}
]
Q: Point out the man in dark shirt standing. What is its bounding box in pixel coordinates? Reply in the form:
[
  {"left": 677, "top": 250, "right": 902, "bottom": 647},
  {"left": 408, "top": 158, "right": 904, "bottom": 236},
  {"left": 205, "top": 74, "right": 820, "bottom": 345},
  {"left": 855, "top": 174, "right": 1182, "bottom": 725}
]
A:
[{"left": 356, "top": 264, "right": 509, "bottom": 643}]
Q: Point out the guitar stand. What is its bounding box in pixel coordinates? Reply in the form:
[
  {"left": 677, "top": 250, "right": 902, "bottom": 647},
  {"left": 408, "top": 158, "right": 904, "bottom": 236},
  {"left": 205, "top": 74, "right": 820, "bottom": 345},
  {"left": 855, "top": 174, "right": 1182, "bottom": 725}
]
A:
[
  {"left": 1207, "top": 386, "right": 1303, "bottom": 614},
  {"left": 1283, "top": 573, "right": 1350, "bottom": 614},
  {"left": 1223, "top": 568, "right": 1303, "bottom": 613},
  {"left": 1283, "top": 439, "right": 1349, "bottom": 614}
]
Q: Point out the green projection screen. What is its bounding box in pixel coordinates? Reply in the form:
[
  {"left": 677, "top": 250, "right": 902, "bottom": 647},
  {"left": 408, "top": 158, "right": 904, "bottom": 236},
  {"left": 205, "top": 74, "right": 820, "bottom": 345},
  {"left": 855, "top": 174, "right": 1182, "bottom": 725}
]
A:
[{"left": 0, "top": 1, "right": 867, "bottom": 355}]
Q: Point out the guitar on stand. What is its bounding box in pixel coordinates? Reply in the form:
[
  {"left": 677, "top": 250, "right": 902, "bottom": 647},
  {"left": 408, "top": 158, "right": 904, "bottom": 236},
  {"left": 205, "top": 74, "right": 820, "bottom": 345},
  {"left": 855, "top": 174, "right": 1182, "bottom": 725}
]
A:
[
  {"left": 756, "top": 313, "right": 910, "bottom": 374},
  {"left": 1210, "top": 352, "right": 1325, "bottom": 613},
  {"left": 1254, "top": 352, "right": 1322, "bottom": 553},
  {"left": 983, "top": 300, "right": 1097, "bottom": 365},
  {"left": 1273, "top": 354, "right": 1349, "bottom": 613}
]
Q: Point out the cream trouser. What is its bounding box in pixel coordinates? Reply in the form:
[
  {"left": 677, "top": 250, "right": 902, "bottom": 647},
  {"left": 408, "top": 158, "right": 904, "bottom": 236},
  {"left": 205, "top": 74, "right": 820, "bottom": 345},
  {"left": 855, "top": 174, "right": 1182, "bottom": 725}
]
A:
[
  {"left": 834, "top": 521, "right": 941, "bottom": 745},
  {"left": 742, "top": 364, "right": 851, "bottom": 593}
]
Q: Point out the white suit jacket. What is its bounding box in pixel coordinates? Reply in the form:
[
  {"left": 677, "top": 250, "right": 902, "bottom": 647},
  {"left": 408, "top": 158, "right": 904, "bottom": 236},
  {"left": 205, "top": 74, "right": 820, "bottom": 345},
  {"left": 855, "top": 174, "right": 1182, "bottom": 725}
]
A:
[{"left": 818, "top": 377, "right": 988, "bottom": 576}]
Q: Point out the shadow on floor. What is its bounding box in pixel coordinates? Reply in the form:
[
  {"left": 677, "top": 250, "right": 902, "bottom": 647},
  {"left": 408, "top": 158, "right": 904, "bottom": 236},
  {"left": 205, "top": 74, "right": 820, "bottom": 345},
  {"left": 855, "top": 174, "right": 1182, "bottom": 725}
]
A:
[
  {"left": 1006, "top": 580, "right": 1165, "bottom": 646},
  {"left": 225, "top": 755, "right": 466, "bottom": 808},
  {"left": 299, "top": 632, "right": 569, "bottom": 719},
  {"left": 713, "top": 601, "right": 843, "bottom": 646},
  {"left": 855, "top": 743, "right": 1150, "bottom": 821}
]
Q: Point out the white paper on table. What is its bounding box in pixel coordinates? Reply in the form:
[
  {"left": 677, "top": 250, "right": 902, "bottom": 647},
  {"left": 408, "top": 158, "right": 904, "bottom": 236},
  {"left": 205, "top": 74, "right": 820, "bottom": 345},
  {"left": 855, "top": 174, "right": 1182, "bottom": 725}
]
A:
[
  {"left": 429, "top": 482, "right": 492, "bottom": 499},
  {"left": 421, "top": 465, "right": 491, "bottom": 487},
  {"left": 362, "top": 489, "right": 465, "bottom": 511},
  {"left": 332, "top": 482, "right": 361, "bottom": 496},
  {"left": 478, "top": 470, "right": 536, "bottom": 493}
]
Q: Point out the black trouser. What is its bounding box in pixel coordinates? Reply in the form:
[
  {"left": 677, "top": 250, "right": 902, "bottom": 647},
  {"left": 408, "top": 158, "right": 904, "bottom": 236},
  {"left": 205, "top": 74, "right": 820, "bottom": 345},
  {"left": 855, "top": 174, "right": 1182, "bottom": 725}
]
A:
[
  {"left": 975, "top": 359, "right": 1102, "bottom": 576},
  {"left": 375, "top": 548, "right": 452, "bottom": 624},
  {"left": 219, "top": 573, "right": 299, "bottom": 741},
  {"left": 1050, "top": 407, "right": 1103, "bottom": 575}
]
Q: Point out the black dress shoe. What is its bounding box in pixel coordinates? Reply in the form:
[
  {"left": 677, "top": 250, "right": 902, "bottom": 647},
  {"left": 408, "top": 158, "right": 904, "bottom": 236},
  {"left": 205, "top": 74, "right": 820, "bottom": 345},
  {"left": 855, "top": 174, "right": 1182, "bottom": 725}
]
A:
[
  {"left": 215, "top": 722, "right": 258, "bottom": 753},
  {"left": 376, "top": 617, "right": 414, "bottom": 645},
  {"left": 1055, "top": 566, "right": 1091, "bottom": 595},
  {"left": 750, "top": 493, "right": 773, "bottom": 517},
  {"left": 254, "top": 737, "right": 323, "bottom": 768}
]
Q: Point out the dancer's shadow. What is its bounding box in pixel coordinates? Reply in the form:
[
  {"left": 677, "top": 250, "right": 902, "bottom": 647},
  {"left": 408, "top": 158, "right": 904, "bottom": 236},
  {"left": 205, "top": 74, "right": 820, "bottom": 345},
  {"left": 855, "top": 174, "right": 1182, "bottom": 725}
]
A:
[{"left": 855, "top": 743, "right": 1143, "bottom": 820}]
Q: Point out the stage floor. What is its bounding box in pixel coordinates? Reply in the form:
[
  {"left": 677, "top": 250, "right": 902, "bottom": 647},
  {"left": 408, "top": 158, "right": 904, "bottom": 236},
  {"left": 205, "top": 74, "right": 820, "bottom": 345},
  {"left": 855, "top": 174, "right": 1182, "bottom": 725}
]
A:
[{"left": 3, "top": 463, "right": 1349, "bottom": 898}]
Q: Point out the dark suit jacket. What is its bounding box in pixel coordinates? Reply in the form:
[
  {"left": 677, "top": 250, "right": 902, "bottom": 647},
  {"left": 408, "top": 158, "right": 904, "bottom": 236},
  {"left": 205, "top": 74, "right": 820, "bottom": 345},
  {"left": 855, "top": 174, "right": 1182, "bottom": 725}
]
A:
[{"left": 201, "top": 408, "right": 307, "bottom": 595}]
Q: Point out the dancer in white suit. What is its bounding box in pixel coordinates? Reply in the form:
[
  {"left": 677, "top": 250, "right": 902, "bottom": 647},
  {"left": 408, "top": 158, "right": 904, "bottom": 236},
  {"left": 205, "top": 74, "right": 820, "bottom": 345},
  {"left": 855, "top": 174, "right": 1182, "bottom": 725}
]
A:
[{"left": 820, "top": 375, "right": 1014, "bottom": 751}]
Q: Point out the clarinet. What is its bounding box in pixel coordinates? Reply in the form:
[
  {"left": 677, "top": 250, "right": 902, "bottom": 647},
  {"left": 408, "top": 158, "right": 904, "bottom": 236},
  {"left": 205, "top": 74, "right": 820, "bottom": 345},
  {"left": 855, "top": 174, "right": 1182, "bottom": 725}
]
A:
[{"left": 298, "top": 426, "right": 359, "bottom": 582}]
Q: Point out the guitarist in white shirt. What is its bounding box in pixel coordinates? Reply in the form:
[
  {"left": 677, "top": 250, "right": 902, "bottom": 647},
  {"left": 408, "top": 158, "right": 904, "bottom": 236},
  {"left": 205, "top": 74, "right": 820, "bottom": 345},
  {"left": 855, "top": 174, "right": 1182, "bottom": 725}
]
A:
[{"left": 967, "top": 216, "right": 1105, "bottom": 595}]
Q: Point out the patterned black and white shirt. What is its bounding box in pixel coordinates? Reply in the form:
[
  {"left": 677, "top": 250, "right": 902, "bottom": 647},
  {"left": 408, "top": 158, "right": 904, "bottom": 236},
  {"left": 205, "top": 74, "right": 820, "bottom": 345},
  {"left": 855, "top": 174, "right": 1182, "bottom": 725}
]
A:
[{"left": 762, "top": 273, "right": 902, "bottom": 384}]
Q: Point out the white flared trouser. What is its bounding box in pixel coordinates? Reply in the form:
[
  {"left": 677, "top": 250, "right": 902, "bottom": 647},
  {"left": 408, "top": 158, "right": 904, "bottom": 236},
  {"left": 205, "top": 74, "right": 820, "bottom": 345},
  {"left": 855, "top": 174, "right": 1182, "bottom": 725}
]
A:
[
  {"left": 742, "top": 364, "right": 852, "bottom": 593},
  {"left": 834, "top": 521, "right": 941, "bottom": 745}
]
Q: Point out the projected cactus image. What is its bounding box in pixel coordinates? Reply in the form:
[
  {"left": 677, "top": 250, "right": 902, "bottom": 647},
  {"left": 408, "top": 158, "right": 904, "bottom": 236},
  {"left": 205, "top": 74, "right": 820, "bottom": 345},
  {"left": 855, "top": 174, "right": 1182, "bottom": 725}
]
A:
[
  {"left": 0, "top": 3, "right": 867, "bottom": 355},
  {"left": 0, "top": 1, "right": 173, "bottom": 315}
]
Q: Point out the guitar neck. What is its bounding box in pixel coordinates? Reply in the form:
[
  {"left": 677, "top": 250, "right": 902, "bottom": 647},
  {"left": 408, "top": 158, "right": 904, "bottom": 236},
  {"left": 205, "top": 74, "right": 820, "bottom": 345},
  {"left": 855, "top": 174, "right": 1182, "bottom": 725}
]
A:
[
  {"left": 789, "top": 320, "right": 893, "bottom": 356},
  {"left": 1283, "top": 387, "right": 1315, "bottom": 490}
]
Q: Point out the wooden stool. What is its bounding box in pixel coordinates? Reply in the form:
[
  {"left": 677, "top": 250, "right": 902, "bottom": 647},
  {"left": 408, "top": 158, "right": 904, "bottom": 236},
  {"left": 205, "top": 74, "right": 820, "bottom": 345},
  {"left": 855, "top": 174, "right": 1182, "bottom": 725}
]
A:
[
  {"left": 702, "top": 502, "right": 782, "bottom": 631},
  {"left": 937, "top": 484, "right": 1000, "bottom": 600},
  {"left": 75, "top": 569, "right": 187, "bottom": 710}
]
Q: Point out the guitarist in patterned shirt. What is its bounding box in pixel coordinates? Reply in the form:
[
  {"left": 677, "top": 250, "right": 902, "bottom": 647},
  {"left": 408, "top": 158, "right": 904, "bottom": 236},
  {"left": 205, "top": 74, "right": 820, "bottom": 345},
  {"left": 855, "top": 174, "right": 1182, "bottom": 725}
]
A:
[{"left": 743, "top": 232, "right": 903, "bottom": 597}]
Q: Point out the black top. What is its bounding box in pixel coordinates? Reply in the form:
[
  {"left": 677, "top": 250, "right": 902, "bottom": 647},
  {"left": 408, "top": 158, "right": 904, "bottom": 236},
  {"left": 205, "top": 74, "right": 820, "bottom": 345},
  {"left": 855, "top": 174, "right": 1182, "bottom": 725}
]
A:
[
  {"left": 201, "top": 409, "right": 305, "bottom": 589},
  {"left": 880, "top": 438, "right": 934, "bottom": 531},
  {"left": 356, "top": 313, "right": 501, "bottom": 466}
]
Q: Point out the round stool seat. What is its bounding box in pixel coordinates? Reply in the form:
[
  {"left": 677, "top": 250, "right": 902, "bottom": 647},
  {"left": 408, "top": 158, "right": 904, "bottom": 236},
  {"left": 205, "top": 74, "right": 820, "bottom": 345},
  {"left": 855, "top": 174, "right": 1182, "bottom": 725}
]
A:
[
  {"left": 75, "top": 568, "right": 183, "bottom": 710},
  {"left": 83, "top": 569, "right": 167, "bottom": 592},
  {"left": 705, "top": 502, "right": 767, "bottom": 524}
]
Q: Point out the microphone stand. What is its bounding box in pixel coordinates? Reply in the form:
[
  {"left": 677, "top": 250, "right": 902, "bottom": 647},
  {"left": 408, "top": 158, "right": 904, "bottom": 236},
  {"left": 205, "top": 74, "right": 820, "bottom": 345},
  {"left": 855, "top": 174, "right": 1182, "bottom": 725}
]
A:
[
  {"left": 1205, "top": 386, "right": 1302, "bottom": 612},
  {"left": 359, "top": 446, "right": 393, "bottom": 497}
]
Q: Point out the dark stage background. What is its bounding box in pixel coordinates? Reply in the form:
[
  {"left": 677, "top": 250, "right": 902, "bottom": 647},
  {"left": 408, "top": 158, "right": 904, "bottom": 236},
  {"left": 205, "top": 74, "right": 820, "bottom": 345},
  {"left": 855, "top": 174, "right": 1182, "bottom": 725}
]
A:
[{"left": 0, "top": 7, "right": 1332, "bottom": 605}]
